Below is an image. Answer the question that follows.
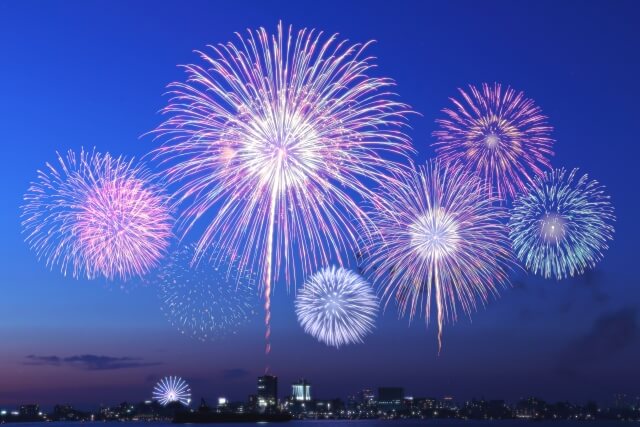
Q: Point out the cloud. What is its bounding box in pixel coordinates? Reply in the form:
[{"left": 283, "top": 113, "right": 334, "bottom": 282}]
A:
[
  {"left": 561, "top": 270, "right": 610, "bottom": 311},
  {"left": 556, "top": 307, "right": 638, "bottom": 377},
  {"left": 25, "top": 355, "right": 62, "bottom": 365},
  {"left": 513, "top": 270, "right": 611, "bottom": 321},
  {"left": 24, "top": 354, "right": 161, "bottom": 370},
  {"left": 222, "top": 368, "right": 250, "bottom": 380}
]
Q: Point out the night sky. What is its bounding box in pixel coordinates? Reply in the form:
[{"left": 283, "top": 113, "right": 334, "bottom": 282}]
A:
[{"left": 1, "top": 0, "right": 639, "bottom": 409}]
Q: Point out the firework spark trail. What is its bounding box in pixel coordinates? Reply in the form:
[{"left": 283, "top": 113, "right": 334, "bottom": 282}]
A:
[
  {"left": 156, "top": 243, "right": 258, "bottom": 341},
  {"left": 509, "top": 168, "right": 615, "bottom": 280},
  {"left": 433, "top": 83, "right": 554, "bottom": 201},
  {"left": 263, "top": 189, "right": 277, "bottom": 360},
  {"left": 151, "top": 22, "right": 413, "bottom": 357},
  {"left": 21, "top": 149, "right": 172, "bottom": 281},
  {"left": 295, "top": 266, "right": 378, "bottom": 348},
  {"left": 363, "top": 160, "right": 514, "bottom": 351}
]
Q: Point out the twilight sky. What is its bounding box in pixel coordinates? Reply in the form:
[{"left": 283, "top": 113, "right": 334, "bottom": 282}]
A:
[{"left": 1, "top": 0, "right": 639, "bottom": 409}]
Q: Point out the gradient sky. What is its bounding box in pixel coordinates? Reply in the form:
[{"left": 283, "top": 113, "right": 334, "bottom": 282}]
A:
[{"left": 1, "top": 0, "right": 639, "bottom": 409}]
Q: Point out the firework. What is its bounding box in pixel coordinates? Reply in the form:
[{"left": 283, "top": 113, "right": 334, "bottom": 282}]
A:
[
  {"left": 157, "top": 243, "right": 258, "bottom": 341},
  {"left": 509, "top": 168, "right": 615, "bottom": 280},
  {"left": 295, "top": 266, "right": 378, "bottom": 348},
  {"left": 21, "top": 149, "right": 173, "bottom": 281},
  {"left": 152, "top": 22, "right": 412, "bottom": 354},
  {"left": 433, "top": 83, "right": 554, "bottom": 200},
  {"left": 152, "top": 376, "right": 191, "bottom": 406},
  {"left": 362, "top": 160, "right": 514, "bottom": 349}
]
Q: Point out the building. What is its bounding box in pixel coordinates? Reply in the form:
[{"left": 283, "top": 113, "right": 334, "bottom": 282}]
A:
[
  {"left": 313, "top": 398, "right": 345, "bottom": 417},
  {"left": 378, "top": 387, "right": 404, "bottom": 413},
  {"left": 19, "top": 405, "right": 40, "bottom": 417},
  {"left": 414, "top": 397, "right": 437, "bottom": 410},
  {"left": 439, "top": 396, "right": 457, "bottom": 410},
  {"left": 257, "top": 375, "right": 278, "bottom": 409},
  {"left": 358, "top": 389, "right": 375, "bottom": 406},
  {"left": 247, "top": 395, "right": 258, "bottom": 413},
  {"left": 217, "top": 397, "right": 229, "bottom": 411},
  {"left": 516, "top": 397, "right": 546, "bottom": 419},
  {"left": 291, "top": 379, "right": 312, "bottom": 402}
]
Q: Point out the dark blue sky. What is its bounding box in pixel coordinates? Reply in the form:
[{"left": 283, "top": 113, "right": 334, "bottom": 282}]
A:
[{"left": 1, "top": 0, "right": 639, "bottom": 408}]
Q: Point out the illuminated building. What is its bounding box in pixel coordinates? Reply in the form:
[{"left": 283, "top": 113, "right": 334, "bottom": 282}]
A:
[
  {"left": 358, "top": 389, "right": 375, "bottom": 406},
  {"left": 378, "top": 387, "right": 404, "bottom": 412},
  {"left": 257, "top": 375, "right": 278, "bottom": 409},
  {"left": 19, "top": 405, "right": 40, "bottom": 417},
  {"left": 291, "top": 379, "right": 311, "bottom": 402}
]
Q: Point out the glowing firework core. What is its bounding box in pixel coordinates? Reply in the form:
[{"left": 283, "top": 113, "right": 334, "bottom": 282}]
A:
[
  {"left": 409, "top": 208, "right": 460, "bottom": 261},
  {"left": 540, "top": 213, "right": 566, "bottom": 242},
  {"left": 236, "top": 111, "right": 322, "bottom": 192},
  {"left": 484, "top": 133, "right": 501, "bottom": 149},
  {"left": 324, "top": 290, "right": 348, "bottom": 316}
]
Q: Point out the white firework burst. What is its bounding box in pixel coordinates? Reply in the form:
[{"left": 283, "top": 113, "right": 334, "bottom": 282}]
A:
[
  {"left": 295, "top": 266, "right": 378, "bottom": 348},
  {"left": 152, "top": 376, "right": 191, "bottom": 406}
]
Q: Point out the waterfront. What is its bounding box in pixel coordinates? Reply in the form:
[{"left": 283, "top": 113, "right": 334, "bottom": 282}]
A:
[{"left": 7, "top": 421, "right": 634, "bottom": 427}]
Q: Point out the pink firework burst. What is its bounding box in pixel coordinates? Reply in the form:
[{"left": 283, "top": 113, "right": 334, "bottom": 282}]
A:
[
  {"left": 151, "top": 22, "right": 413, "bottom": 355},
  {"left": 362, "top": 160, "right": 515, "bottom": 350},
  {"left": 433, "top": 83, "right": 554, "bottom": 201},
  {"left": 21, "top": 149, "right": 173, "bottom": 281}
]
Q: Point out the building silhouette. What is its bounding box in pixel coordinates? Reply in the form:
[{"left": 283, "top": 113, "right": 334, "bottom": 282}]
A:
[
  {"left": 378, "top": 387, "right": 404, "bottom": 412},
  {"left": 257, "top": 375, "right": 278, "bottom": 410}
]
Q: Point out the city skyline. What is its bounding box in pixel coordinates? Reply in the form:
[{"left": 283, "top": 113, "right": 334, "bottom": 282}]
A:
[
  {"left": 1, "top": 0, "right": 639, "bottom": 410},
  {"left": 2, "top": 372, "right": 639, "bottom": 412}
]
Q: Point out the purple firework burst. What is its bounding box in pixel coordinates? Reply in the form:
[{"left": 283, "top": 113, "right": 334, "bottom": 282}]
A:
[
  {"left": 362, "top": 160, "right": 515, "bottom": 349},
  {"left": 21, "top": 149, "right": 173, "bottom": 281},
  {"left": 433, "top": 83, "right": 554, "bottom": 201}
]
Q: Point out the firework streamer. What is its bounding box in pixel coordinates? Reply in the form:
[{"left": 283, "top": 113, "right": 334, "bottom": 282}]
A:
[
  {"left": 152, "top": 22, "right": 413, "bottom": 359},
  {"left": 509, "top": 168, "right": 615, "bottom": 279}
]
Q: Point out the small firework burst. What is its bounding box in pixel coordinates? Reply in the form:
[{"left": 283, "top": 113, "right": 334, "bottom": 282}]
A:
[
  {"left": 21, "top": 149, "right": 173, "bottom": 281},
  {"left": 433, "top": 83, "right": 554, "bottom": 200},
  {"left": 156, "top": 243, "right": 258, "bottom": 341},
  {"left": 152, "top": 376, "right": 191, "bottom": 406},
  {"left": 509, "top": 168, "right": 615, "bottom": 280},
  {"left": 295, "top": 266, "right": 378, "bottom": 348}
]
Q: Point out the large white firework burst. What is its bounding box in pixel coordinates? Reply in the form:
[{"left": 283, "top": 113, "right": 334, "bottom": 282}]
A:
[
  {"left": 152, "top": 376, "right": 191, "bottom": 406},
  {"left": 509, "top": 168, "right": 615, "bottom": 280},
  {"left": 295, "top": 266, "right": 378, "bottom": 348}
]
